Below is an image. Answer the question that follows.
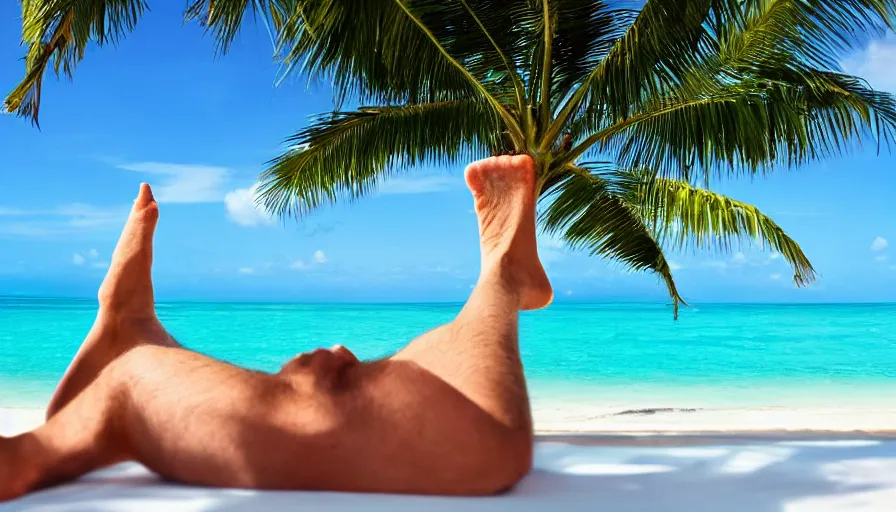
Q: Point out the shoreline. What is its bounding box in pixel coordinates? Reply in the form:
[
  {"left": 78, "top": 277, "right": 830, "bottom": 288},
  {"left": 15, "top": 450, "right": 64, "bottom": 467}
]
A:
[{"left": 6, "top": 404, "right": 896, "bottom": 437}]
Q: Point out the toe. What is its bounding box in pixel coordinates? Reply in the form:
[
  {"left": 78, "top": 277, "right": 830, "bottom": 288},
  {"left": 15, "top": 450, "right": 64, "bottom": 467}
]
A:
[
  {"left": 136, "top": 183, "right": 155, "bottom": 207},
  {"left": 130, "top": 183, "right": 159, "bottom": 229}
]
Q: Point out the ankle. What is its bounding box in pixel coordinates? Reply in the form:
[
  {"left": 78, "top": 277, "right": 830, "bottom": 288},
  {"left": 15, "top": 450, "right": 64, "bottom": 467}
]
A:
[
  {"left": 476, "top": 263, "right": 522, "bottom": 300},
  {"left": 479, "top": 248, "right": 552, "bottom": 311}
]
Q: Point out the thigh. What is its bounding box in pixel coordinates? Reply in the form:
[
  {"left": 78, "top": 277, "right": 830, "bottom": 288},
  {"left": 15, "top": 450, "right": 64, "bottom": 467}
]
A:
[
  {"left": 116, "top": 345, "right": 344, "bottom": 489},
  {"left": 118, "top": 347, "right": 525, "bottom": 494}
]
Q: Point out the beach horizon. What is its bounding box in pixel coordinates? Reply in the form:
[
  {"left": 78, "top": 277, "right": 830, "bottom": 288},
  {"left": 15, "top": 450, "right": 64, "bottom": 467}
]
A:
[{"left": 3, "top": 297, "right": 895, "bottom": 433}]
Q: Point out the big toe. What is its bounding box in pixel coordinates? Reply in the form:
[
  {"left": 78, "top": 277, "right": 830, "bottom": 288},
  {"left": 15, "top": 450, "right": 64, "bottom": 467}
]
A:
[
  {"left": 135, "top": 183, "right": 155, "bottom": 209},
  {"left": 128, "top": 183, "right": 159, "bottom": 236}
]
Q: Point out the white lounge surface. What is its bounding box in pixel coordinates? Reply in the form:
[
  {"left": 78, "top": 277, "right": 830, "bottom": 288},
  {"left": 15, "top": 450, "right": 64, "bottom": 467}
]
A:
[{"left": 3, "top": 434, "right": 896, "bottom": 511}]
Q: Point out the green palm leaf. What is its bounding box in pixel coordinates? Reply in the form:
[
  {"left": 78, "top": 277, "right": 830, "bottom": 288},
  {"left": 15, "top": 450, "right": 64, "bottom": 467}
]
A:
[
  {"left": 258, "top": 100, "right": 502, "bottom": 218},
  {"left": 275, "top": 0, "right": 527, "bottom": 144},
  {"left": 540, "top": 166, "right": 686, "bottom": 318},
  {"left": 617, "top": 168, "right": 816, "bottom": 286},
  {"left": 183, "top": 0, "right": 260, "bottom": 54},
  {"left": 6, "top": 0, "right": 148, "bottom": 125},
  {"left": 561, "top": 66, "right": 896, "bottom": 180}
]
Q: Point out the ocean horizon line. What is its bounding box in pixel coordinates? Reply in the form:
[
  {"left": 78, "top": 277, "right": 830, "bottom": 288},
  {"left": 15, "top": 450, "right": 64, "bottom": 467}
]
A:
[{"left": 2, "top": 294, "right": 895, "bottom": 308}]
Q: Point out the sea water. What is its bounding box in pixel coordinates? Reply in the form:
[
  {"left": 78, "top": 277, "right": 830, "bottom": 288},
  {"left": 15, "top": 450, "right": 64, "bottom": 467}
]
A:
[{"left": 2, "top": 298, "right": 895, "bottom": 430}]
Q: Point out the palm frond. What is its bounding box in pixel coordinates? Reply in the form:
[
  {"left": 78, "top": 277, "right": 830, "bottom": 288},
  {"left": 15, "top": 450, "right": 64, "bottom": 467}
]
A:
[
  {"left": 539, "top": 0, "right": 554, "bottom": 132},
  {"left": 183, "top": 0, "right": 268, "bottom": 54},
  {"left": 562, "top": 67, "right": 896, "bottom": 180},
  {"left": 541, "top": 0, "right": 739, "bottom": 151},
  {"left": 548, "top": 0, "right": 635, "bottom": 109},
  {"left": 274, "top": 0, "right": 527, "bottom": 145},
  {"left": 618, "top": 168, "right": 816, "bottom": 286},
  {"left": 258, "top": 99, "right": 501, "bottom": 219},
  {"left": 539, "top": 165, "right": 685, "bottom": 318},
  {"left": 457, "top": 0, "right": 527, "bottom": 113},
  {"left": 5, "top": 0, "right": 147, "bottom": 125},
  {"left": 723, "top": 0, "right": 896, "bottom": 71}
]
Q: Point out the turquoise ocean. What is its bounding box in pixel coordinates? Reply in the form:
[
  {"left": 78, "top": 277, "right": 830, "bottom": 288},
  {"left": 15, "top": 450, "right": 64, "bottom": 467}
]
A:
[{"left": 2, "top": 297, "right": 896, "bottom": 426}]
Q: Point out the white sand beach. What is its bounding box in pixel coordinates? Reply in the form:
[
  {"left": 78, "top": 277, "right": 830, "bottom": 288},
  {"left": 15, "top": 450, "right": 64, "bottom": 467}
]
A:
[{"left": 4, "top": 406, "right": 896, "bottom": 511}]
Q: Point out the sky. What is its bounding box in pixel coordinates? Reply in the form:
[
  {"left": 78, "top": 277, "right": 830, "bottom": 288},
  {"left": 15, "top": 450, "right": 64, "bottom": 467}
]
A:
[{"left": 1, "top": 2, "right": 895, "bottom": 304}]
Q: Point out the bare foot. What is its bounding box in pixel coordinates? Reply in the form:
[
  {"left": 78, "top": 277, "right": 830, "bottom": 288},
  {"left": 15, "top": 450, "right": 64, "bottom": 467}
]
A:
[
  {"left": 97, "top": 183, "right": 158, "bottom": 316},
  {"left": 465, "top": 155, "right": 553, "bottom": 310},
  {"left": 47, "top": 184, "right": 174, "bottom": 418}
]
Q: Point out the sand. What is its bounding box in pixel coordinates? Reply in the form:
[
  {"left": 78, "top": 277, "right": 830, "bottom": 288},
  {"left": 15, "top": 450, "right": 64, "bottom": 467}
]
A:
[{"left": 3, "top": 407, "right": 896, "bottom": 511}]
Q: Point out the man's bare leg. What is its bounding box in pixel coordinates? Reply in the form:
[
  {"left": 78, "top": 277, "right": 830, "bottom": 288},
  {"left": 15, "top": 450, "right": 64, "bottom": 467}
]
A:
[
  {"left": 393, "top": 155, "right": 552, "bottom": 431},
  {"left": 0, "top": 156, "right": 551, "bottom": 500},
  {"left": 0, "top": 183, "right": 330, "bottom": 499},
  {"left": 47, "top": 184, "right": 177, "bottom": 418}
]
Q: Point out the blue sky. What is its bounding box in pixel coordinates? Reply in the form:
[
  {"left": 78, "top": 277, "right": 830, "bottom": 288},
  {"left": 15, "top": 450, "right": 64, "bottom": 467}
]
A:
[{"left": 1, "top": 2, "right": 895, "bottom": 304}]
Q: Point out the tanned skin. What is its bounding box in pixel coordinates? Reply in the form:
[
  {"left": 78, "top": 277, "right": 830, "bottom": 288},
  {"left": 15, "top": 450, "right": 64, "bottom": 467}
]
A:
[{"left": 0, "top": 155, "right": 553, "bottom": 501}]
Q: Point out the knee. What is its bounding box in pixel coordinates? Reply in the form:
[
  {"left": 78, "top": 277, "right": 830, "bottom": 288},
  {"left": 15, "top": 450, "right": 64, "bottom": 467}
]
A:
[
  {"left": 110, "top": 345, "right": 165, "bottom": 384},
  {"left": 103, "top": 345, "right": 175, "bottom": 411}
]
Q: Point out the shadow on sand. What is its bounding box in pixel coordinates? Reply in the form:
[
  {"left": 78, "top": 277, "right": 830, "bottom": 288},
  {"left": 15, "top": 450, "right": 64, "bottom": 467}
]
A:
[{"left": 4, "top": 436, "right": 896, "bottom": 511}]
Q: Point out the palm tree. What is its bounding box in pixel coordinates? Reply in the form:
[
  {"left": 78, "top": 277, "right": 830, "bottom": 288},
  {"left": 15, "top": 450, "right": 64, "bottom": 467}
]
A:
[{"left": 7, "top": 1, "right": 896, "bottom": 317}]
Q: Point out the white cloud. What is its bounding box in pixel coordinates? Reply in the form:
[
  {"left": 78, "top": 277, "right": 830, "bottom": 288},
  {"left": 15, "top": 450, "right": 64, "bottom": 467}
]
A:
[
  {"left": 732, "top": 251, "right": 748, "bottom": 264},
  {"left": 871, "top": 236, "right": 889, "bottom": 251},
  {"left": 61, "top": 204, "right": 128, "bottom": 229},
  {"left": 72, "top": 248, "right": 104, "bottom": 268},
  {"left": 291, "top": 250, "right": 328, "bottom": 269},
  {"left": 875, "top": 255, "right": 888, "bottom": 262},
  {"left": 118, "top": 162, "right": 230, "bottom": 203},
  {"left": 224, "top": 183, "right": 273, "bottom": 227},
  {"left": 238, "top": 267, "right": 255, "bottom": 275},
  {"left": 668, "top": 261, "right": 683, "bottom": 271},
  {"left": 769, "top": 252, "right": 781, "bottom": 260},
  {"left": 378, "top": 176, "right": 456, "bottom": 195},
  {"left": 770, "top": 273, "right": 782, "bottom": 280},
  {"left": 842, "top": 34, "right": 896, "bottom": 92}
]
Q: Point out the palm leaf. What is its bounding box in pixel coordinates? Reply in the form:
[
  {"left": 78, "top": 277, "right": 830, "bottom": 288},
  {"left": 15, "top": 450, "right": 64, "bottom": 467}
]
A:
[
  {"left": 540, "top": 165, "right": 686, "bottom": 318},
  {"left": 456, "top": 0, "right": 528, "bottom": 113},
  {"left": 548, "top": 0, "right": 635, "bottom": 107},
  {"left": 561, "top": 67, "right": 896, "bottom": 180},
  {"left": 618, "top": 168, "right": 816, "bottom": 286},
  {"left": 258, "top": 99, "right": 501, "bottom": 218},
  {"left": 540, "top": 0, "right": 739, "bottom": 151},
  {"left": 183, "top": 0, "right": 261, "bottom": 54},
  {"left": 274, "top": 0, "right": 526, "bottom": 145},
  {"left": 5, "top": 0, "right": 148, "bottom": 125},
  {"left": 724, "top": 0, "right": 896, "bottom": 71}
]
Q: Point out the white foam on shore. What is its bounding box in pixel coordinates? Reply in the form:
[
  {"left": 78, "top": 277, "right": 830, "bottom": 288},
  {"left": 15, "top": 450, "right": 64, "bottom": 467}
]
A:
[{"left": 533, "top": 404, "right": 896, "bottom": 433}]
